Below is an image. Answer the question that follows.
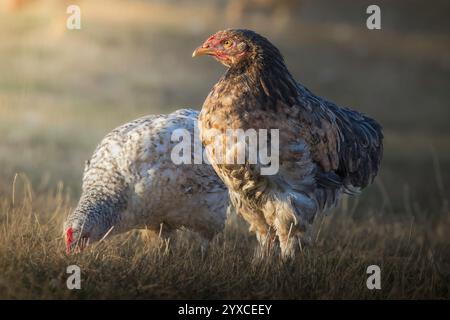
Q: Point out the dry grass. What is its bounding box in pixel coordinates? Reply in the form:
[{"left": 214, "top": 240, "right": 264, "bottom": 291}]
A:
[
  {"left": 0, "top": 174, "right": 448, "bottom": 299},
  {"left": 0, "top": 0, "right": 449, "bottom": 299}
]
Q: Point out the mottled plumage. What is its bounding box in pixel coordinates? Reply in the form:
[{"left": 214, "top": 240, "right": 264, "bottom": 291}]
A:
[
  {"left": 64, "top": 109, "right": 228, "bottom": 252},
  {"left": 194, "top": 29, "right": 383, "bottom": 259}
]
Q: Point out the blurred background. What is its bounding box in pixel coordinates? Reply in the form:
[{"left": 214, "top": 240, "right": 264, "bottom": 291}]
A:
[{"left": 0, "top": 0, "right": 449, "bottom": 216}]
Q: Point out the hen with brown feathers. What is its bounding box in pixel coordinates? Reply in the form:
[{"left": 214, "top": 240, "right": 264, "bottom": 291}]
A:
[{"left": 194, "top": 29, "right": 383, "bottom": 259}]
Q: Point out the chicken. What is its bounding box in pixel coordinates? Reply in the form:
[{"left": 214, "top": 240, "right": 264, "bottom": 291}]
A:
[
  {"left": 64, "top": 109, "right": 229, "bottom": 253},
  {"left": 193, "top": 29, "right": 383, "bottom": 259}
]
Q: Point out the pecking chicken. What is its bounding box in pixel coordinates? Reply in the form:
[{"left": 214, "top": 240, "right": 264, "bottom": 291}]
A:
[{"left": 64, "top": 109, "right": 228, "bottom": 253}]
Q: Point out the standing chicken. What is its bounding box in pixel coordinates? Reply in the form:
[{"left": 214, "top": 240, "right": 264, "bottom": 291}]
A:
[
  {"left": 64, "top": 109, "right": 228, "bottom": 253},
  {"left": 193, "top": 29, "right": 383, "bottom": 259}
]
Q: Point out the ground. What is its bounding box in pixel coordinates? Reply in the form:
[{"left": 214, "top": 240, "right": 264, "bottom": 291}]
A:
[{"left": 0, "top": 0, "right": 449, "bottom": 299}]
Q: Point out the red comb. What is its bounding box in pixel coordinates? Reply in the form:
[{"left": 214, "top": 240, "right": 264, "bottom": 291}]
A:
[
  {"left": 65, "top": 227, "right": 73, "bottom": 253},
  {"left": 205, "top": 33, "right": 223, "bottom": 47},
  {"left": 207, "top": 34, "right": 217, "bottom": 41}
]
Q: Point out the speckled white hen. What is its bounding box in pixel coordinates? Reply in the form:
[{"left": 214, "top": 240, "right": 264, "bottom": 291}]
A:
[{"left": 63, "top": 109, "right": 228, "bottom": 252}]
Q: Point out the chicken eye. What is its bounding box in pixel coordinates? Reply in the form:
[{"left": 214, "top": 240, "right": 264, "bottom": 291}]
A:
[{"left": 223, "top": 40, "right": 233, "bottom": 48}]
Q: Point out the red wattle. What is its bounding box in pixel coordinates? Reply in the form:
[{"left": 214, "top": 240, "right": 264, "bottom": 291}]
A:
[{"left": 65, "top": 227, "right": 73, "bottom": 253}]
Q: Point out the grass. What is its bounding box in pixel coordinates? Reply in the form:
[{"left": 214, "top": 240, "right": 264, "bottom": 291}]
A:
[
  {"left": 0, "top": 174, "right": 448, "bottom": 299},
  {"left": 0, "top": 0, "right": 449, "bottom": 299}
]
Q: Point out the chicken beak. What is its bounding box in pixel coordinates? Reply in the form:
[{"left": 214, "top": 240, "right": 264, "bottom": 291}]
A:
[{"left": 192, "top": 46, "right": 215, "bottom": 58}]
